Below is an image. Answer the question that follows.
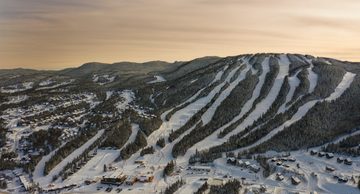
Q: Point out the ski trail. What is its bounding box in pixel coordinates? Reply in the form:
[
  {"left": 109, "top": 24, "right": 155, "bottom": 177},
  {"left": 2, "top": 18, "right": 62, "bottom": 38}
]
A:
[
  {"left": 301, "top": 57, "right": 318, "bottom": 94},
  {"left": 218, "top": 55, "right": 289, "bottom": 145},
  {"left": 201, "top": 62, "right": 247, "bottom": 125},
  {"left": 163, "top": 65, "right": 228, "bottom": 119},
  {"left": 34, "top": 129, "right": 105, "bottom": 186},
  {"left": 234, "top": 70, "right": 355, "bottom": 153},
  {"left": 278, "top": 70, "right": 301, "bottom": 113},
  {"left": 121, "top": 123, "right": 140, "bottom": 149},
  {"left": 33, "top": 143, "right": 66, "bottom": 180},
  {"left": 146, "top": 62, "right": 238, "bottom": 146},
  {"left": 324, "top": 72, "right": 356, "bottom": 102},
  {"left": 182, "top": 56, "right": 270, "bottom": 156}
]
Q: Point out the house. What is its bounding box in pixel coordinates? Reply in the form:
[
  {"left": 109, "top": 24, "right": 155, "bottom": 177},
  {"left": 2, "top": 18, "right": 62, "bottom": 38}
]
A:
[
  {"left": 291, "top": 176, "right": 301, "bottom": 185},
  {"left": 326, "top": 153, "right": 334, "bottom": 159},
  {"left": 318, "top": 152, "right": 325, "bottom": 157},
  {"left": 19, "top": 176, "right": 32, "bottom": 191},
  {"left": 325, "top": 166, "right": 335, "bottom": 172},
  {"left": 134, "top": 159, "right": 145, "bottom": 165},
  {"left": 288, "top": 157, "right": 296, "bottom": 162},
  {"left": 227, "top": 157, "right": 236, "bottom": 165},
  {"left": 249, "top": 164, "right": 260, "bottom": 173},
  {"left": 344, "top": 158, "right": 352, "bottom": 165},
  {"left": 276, "top": 173, "right": 284, "bottom": 181},
  {"left": 338, "top": 176, "right": 348, "bottom": 183},
  {"left": 337, "top": 157, "right": 344, "bottom": 163},
  {"left": 237, "top": 160, "right": 245, "bottom": 167},
  {"left": 100, "top": 174, "right": 126, "bottom": 186},
  {"left": 125, "top": 176, "right": 137, "bottom": 185},
  {"left": 310, "top": 150, "right": 318, "bottom": 156},
  {"left": 137, "top": 175, "right": 154, "bottom": 183}
]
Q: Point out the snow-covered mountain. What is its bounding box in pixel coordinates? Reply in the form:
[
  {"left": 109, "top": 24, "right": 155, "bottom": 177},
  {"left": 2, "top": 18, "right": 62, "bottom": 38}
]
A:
[{"left": 0, "top": 53, "right": 359, "bottom": 194}]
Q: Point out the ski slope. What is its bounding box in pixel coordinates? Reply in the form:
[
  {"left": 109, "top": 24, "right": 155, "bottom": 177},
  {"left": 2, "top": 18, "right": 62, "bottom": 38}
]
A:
[{"left": 35, "top": 129, "right": 105, "bottom": 186}]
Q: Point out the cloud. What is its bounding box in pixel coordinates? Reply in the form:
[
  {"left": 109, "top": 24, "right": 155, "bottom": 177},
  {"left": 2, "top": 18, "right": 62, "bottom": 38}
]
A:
[{"left": 0, "top": 0, "right": 360, "bottom": 69}]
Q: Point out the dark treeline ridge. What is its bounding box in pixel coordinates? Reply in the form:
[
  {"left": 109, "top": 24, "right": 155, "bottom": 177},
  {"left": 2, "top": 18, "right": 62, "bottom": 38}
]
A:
[
  {"left": 162, "top": 179, "right": 185, "bottom": 194},
  {"left": 323, "top": 132, "right": 360, "bottom": 156},
  {"left": 208, "top": 179, "right": 241, "bottom": 194}
]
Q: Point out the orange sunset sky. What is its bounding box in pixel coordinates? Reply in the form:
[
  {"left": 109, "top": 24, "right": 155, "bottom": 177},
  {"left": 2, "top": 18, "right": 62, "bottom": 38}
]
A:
[{"left": 0, "top": 0, "right": 360, "bottom": 69}]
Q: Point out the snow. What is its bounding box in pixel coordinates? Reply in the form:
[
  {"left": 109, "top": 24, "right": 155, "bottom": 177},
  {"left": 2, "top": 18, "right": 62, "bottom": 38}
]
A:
[
  {"left": 122, "top": 124, "right": 140, "bottom": 149},
  {"left": 92, "top": 74, "right": 116, "bottom": 85},
  {"left": 33, "top": 144, "right": 66, "bottom": 180},
  {"left": 115, "top": 90, "right": 152, "bottom": 118},
  {"left": 211, "top": 66, "right": 228, "bottom": 84},
  {"left": 1, "top": 95, "right": 28, "bottom": 105},
  {"left": 325, "top": 72, "right": 356, "bottom": 102},
  {"left": 235, "top": 70, "right": 356, "bottom": 153},
  {"left": 190, "top": 55, "right": 289, "bottom": 153},
  {"left": 64, "top": 149, "right": 120, "bottom": 184},
  {"left": 106, "top": 91, "right": 114, "bottom": 101},
  {"left": 39, "top": 79, "right": 54, "bottom": 86},
  {"left": 34, "top": 129, "right": 105, "bottom": 186},
  {"left": 307, "top": 60, "right": 319, "bottom": 94},
  {"left": 115, "top": 90, "right": 135, "bottom": 113},
  {"left": 0, "top": 82, "right": 34, "bottom": 93},
  {"left": 36, "top": 79, "right": 74, "bottom": 90},
  {"left": 190, "top": 79, "right": 198, "bottom": 84},
  {"left": 278, "top": 70, "right": 301, "bottom": 113},
  {"left": 201, "top": 62, "right": 248, "bottom": 125},
  {"left": 147, "top": 75, "right": 166, "bottom": 84},
  {"left": 147, "top": 63, "right": 237, "bottom": 147}
]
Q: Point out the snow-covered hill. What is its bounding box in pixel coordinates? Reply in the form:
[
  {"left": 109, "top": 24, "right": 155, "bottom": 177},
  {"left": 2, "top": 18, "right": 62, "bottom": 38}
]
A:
[{"left": 0, "top": 53, "right": 360, "bottom": 194}]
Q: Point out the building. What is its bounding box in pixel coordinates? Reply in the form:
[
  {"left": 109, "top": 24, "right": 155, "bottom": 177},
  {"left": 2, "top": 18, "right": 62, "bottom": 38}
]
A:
[
  {"left": 249, "top": 164, "right": 260, "bottom": 173},
  {"left": 337, "top": 157, "right": 344, "bottom": 163},
  {"left": 188, "top": 166, "right": 211, "bottom": 173},
  {"left": 227, "top": 157, "right": 236, "bottom": 165},
  {"left": 310, "top": 150, "right": 318, "bottom": 155},
  {"left": 318, "top": 152, "right": 325, "bottom": 157},
  {"left": 276, "top": 173, "right": 284, "bottom": 181},
  {"left": 344, "top": 158, "right": 353, "bottom": 165},
  {"left": 100, "top": 174, "right": 127, "bottom": 186},
  {"left": 237, "top": 160, "right": 245, "bottom": 167},
  {"left": 19, "top": 176, "right": 32, "bottom": 191},
  {"left": 125, "top": 176, "right": 137, "bottom": 185},
  {"left": 325, "top": 166, "right": 335, "bottom": 172},
  {"left": 291, "top": 176, "right": 301, "bottom": 185},
  {"left": 326, "top": 153, "right": 334, "bottom": 159},
  {"left": 137, "top": 175, "right": 154, "bottom": 183}
]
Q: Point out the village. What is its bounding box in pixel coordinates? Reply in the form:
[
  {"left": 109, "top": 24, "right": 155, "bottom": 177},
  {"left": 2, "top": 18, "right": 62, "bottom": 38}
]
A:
[{"left": 1, "top": 147, "right": 356, "bottom": 194}]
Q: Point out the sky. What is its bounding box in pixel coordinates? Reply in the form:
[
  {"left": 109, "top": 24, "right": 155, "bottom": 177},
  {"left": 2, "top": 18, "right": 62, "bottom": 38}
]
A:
[{"left": 0, "top": 0, "right": 360, "bottom": 70}]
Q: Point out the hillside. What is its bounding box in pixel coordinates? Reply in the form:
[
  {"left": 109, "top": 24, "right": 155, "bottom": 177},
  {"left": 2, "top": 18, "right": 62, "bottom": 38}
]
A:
[{"left": 0, "top": 53, "right": 359, "bottom": 193}]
